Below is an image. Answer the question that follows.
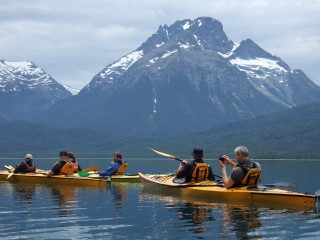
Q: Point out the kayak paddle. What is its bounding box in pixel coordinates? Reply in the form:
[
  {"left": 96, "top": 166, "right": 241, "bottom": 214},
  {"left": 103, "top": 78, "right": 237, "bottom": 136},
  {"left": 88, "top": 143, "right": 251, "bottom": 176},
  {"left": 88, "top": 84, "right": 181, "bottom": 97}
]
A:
[{"left": 148, "top": 147, "right": 222, "bottom": 179}]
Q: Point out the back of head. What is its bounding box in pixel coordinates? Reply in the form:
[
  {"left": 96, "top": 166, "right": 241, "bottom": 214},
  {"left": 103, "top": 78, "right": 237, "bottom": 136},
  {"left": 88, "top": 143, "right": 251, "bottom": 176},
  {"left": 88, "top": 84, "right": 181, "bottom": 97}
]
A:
[
  {"left": 59, "top": 151, "right": 68, "bottom": 157},
  {"left": 67, "top": 152, "right": 76, "bottom": 161},
  {"left": 234, "top": 146, "right": 249, "bottom": 157},
  {"left": 25, "top": 154, "right": 33, "bottom": 161},
  {"left": 191, "top": 146, "right": 204, "bottom": 158}
]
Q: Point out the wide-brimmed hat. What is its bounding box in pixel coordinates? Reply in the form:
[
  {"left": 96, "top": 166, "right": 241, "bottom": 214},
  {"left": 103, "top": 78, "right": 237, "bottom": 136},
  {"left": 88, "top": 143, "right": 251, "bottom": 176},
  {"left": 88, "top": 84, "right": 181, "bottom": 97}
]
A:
[
  {"left": 25, "top": 154, "right": 33, "bottom": 160},
  {"left": 191, "top": 146, "right": 204, "bottom": 158}
]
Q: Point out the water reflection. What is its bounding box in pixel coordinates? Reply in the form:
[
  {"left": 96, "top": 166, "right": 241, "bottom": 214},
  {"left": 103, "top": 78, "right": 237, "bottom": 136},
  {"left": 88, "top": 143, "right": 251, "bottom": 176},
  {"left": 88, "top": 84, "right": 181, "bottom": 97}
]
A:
[
  {"left": 49, "top": 185, "right": 79, "bottom": 217},
  {"left": 12, "top": 183, "right": 36, "bottom": 209},
  {"left": 106, "top": 182, "right": 127, "bottom": 216},
  {"left": 220, "top": 206, "right": 262, "bottom": 239},
  {"left": 140, "top": 188, "right": 268, "bottom": 238}
]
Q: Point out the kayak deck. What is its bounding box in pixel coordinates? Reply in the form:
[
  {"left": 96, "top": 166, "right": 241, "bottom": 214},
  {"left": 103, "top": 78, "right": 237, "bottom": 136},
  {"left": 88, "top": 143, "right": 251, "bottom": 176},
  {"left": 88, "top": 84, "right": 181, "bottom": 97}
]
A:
[
  {"left": 0, "top": 170, "right": 108, "bottom": 187},
  {"left": 74, "top": 172, "right": 174, "bottom": 182},
  {"left": 138, "top": 172, "right": 316, "bottom": 208}
]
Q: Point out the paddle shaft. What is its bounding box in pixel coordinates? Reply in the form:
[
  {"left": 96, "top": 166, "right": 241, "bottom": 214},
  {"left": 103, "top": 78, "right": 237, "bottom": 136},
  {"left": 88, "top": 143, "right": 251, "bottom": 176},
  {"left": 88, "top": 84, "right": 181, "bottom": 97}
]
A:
[{"left": 149, "top": 147, "right": 222, "bottom": 179}]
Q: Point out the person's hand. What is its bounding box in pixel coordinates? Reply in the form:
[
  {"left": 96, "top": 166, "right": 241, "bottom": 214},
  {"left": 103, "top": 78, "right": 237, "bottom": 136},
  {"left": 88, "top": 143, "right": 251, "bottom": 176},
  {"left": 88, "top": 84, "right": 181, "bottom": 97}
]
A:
[
  {"left": 219, "top": 159, "right": 227, "bottom": 169},
  {"left": 180, "top": 160, "right": 188, "bottom": 167},
  {"left": 222, "top": 155, "right": 232, "bottom": 165}
]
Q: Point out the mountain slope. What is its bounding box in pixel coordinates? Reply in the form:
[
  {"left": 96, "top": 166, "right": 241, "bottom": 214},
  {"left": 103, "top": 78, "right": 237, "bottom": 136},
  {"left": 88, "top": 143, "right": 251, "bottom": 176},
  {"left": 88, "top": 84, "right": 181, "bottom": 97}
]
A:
[
  {"left": 0, "top": 60, "right": 74, "bottom": 120},
  {"left": 120, "top": 100, "right": 320, "bottom": 159},
  {"left": 34, "top": 17, "right": 320, "bottom": 137}
]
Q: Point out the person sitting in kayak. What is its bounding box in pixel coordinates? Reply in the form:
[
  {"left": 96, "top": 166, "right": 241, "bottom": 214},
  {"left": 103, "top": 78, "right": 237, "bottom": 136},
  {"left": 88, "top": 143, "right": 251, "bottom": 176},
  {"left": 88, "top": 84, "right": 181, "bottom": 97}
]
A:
[
  {"left": 175, "top": 146, "right": 215, "bottom": 183},
  {"left": 219, "top": 146, "right": 261, "bottom": 189},
  {"left": 67, "top": 152, "right": 82, "bottom": 173},
  {"left": 98, "top": 151, "right": 127, "bottom": 176},
  {"left": 11, "top": 154, "right": 36, "bottom": 173},
  {"left": 47, "top": 151, "right": 75, "bottom": 177}
]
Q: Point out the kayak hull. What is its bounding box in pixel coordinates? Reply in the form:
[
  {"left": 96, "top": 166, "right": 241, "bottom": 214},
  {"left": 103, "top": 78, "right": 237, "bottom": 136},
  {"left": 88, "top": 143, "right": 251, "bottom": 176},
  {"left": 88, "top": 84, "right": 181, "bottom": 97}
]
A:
[
  {"left": 138, "top": 172, "right": 316, "bottom": 208},
  {"left": 0, "top": 170, "right": 108, "bottom": 187}
]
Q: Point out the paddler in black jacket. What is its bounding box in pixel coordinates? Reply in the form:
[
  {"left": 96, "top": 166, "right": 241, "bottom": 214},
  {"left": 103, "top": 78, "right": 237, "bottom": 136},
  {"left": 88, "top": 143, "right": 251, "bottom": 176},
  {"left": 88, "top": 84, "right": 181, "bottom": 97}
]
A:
[
  {"left": 12, "top": 154, "right": 36, "bottom": 173},
  {"left": 219, "top": 146, "right": 261, "bottom": 188},
  {"left": 176, "top": 146, "right": 215, "bottom": 183}
]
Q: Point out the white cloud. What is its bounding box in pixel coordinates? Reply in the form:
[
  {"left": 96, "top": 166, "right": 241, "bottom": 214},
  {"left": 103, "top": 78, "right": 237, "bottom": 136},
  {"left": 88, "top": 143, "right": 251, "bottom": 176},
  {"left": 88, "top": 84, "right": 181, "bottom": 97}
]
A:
[{"left": 0, "top": 0, "right": 319, "bottom": 89}]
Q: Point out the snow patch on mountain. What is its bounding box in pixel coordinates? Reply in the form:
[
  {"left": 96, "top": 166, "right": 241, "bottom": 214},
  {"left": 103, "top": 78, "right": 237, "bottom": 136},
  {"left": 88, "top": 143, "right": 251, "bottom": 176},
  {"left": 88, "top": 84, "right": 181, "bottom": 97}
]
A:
[
  {"left": 230, "top": 57, "right": 288, "bottom": 72},
  {"left": 183, "top": 21, "right": 191, "bottom": 30},
  {"left": 63, "top": 85, "right": 79, "bottom": 95},
  {"left": 99, "top": 50, "right": 144, "bottom": 79},
  {"left": 162, "top": 50, "right": 178, "bottom": 59},
  {"left": 218, "top": 42, "right": 240, "bottom": 58}
]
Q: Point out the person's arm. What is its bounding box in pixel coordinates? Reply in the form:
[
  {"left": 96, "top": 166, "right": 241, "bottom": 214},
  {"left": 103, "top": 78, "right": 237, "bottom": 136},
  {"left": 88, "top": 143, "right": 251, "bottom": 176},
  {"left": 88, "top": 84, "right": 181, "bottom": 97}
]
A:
[
  {"left": 219, "top": 160, "right": 235, "bottom": 189},
  {"left": 176, "top": 163, "right": 190, "bottom": 179},
  {"left": 207, "top": 165, "right": 215, "bottom": 181},
  {"left": 98, "top": 163, "right": 120, "bottom": 176},
  {"left": 46, "top": 170, "right": 54, "bottom": 178},
  {"left": 176, "top": 160, "right": 188, "bottom": 176},
  {"left": 47, "top": 162, "right": 60, "bottom": 177},
  {"left": 14, "top": 162, "right": 26, "bottom": 173},
  {"left": 77, "top": 163, "right": 82, "bottom": 172},
  {"left": 222, "top": 155, "right": 237, "bottom": 168}
]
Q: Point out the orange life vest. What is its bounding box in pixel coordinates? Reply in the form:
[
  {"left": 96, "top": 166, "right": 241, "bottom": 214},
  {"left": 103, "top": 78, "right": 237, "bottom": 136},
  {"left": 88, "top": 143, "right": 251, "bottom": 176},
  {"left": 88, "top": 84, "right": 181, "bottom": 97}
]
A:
[
  {"left": 241, "top": 168, "right": 261, "bottom": 186},
  {"left": 60, "top": 162, "right": 75, "bottom": 175},
  {"left": 73, "top": 162, "right": 79, "bottom": 172},
  {"left": 190, "top": 163, "right": 209, "bottom": 182},
  {"left": 25, "top": 163, "right": 36, "bottom": 172}
]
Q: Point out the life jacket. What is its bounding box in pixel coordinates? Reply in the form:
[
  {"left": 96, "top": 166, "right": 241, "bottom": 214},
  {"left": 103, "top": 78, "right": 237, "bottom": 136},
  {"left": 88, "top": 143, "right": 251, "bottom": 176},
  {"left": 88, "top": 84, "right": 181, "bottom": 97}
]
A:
[
  {"left": 73, "top": 162, "right": 79, "bottom": 172},
  {"left": 190, "top": 163, "right": 209, "bottom": 182},
  {"left": 241, "top": 168, "right": 261, "bottom": 186},
  {"left": 60, "top": 162, "right": 75, "bottom": 175},
  {"left": 237, "top": 160, "right": 261, "bottom": 187},
  {"left": 26, "top": 164, "right": 36, "bottom": 172},
  {"left": 114, "top": 162, "right": 128, "bottom": 175}
]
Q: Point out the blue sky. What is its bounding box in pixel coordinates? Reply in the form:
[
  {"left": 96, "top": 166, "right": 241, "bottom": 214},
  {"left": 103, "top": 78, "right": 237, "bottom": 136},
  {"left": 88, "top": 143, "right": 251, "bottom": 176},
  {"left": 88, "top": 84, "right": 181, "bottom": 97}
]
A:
[{"left": 1, "top": 0, "right": 319, "bottom": 89}]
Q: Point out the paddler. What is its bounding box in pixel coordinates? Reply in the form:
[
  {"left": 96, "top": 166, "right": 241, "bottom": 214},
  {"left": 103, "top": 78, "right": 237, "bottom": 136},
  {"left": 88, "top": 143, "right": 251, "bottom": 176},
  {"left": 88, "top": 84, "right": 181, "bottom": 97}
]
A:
[
  {"left": 11, "top": 154, "right": 36, "bottom": 173},
  {"left": 175, "top": 146, "right": 215, "bottom": 183},
  {"left": 219, "top": 146, "right": 261, "bottom": 188},
  {"left": 97, "top": 151, "right": 126, "bottom": 176},
  {"left": 47, "top": 151, "right": 74, "bottom": 177},
  {"left": 67, "top": 152, "right": 82, "bottom": 173}
]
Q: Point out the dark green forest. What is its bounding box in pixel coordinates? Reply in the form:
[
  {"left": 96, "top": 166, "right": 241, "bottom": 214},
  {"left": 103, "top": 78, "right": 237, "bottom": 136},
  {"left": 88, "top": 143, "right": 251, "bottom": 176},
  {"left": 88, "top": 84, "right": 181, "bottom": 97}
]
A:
[{"left": 0, "top": 101, "right": 319, "bottom": 159}]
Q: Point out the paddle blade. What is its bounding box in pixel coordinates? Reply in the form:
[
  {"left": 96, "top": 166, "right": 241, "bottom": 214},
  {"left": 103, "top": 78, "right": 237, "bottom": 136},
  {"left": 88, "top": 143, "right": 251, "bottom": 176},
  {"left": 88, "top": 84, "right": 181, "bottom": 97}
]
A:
[
  {"left": 83, "top": 166, "right": 101, "bottom": 172},
  {"left": 148, "top": 147, "right": 177, "bottom": 159},
  {"left": 263, "top": 182, "right": 299, "bottom": 190},
  {"left": 7, "top": 172, "right": 14, "bottom": 179},
  {"left": 315, "top": 189, "right": 320, "bottom": 196}
]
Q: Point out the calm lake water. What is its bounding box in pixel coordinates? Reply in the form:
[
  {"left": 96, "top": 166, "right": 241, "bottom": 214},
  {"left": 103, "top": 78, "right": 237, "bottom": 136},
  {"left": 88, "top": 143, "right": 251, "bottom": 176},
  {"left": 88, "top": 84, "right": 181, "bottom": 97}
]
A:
[{"left": 0, "top": 158, "right": 319, "bottom": 240}]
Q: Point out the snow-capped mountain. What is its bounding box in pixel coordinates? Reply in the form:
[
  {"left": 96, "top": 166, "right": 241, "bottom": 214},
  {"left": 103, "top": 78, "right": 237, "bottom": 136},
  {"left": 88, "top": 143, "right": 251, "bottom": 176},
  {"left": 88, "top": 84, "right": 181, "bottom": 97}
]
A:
[
  {"left": 36, "top": 17, "right": 320, "bottom": 137},
  {"left": 0, "top": 60, "right": 73, "bottom": 120}
]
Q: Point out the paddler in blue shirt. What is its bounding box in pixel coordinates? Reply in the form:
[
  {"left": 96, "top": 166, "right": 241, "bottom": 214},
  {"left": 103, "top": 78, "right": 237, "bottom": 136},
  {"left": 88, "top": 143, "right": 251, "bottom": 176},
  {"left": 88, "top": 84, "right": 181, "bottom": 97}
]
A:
[{"left": 98, "top": 151, "right": 124, "bottom": 176}]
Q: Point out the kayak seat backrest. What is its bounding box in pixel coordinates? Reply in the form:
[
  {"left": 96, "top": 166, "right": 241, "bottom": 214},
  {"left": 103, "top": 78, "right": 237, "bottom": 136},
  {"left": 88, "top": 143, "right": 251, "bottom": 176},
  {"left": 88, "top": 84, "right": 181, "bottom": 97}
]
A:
[
  {"left": 114, "top": 163, "right": 128, "bottom": 175},
  {"left": 241, "top": 168, "right": 261, "bottom": 186},
  {"left": 60, "top": 162, "right": 75, "bottom": 175},
  {"left": 191, "top": 163, "right": 209, "bottom": 182}
]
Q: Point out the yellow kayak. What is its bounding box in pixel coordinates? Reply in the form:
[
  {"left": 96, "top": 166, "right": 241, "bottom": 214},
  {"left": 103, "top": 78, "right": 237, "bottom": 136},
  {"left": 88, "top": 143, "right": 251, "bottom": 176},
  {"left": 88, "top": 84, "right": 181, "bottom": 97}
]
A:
[
  {"left": 0, "top": 170, "right": 108, "bottom": 187},
  {"left": 138, "top": 172, "right": 316, "bottom": 208}
]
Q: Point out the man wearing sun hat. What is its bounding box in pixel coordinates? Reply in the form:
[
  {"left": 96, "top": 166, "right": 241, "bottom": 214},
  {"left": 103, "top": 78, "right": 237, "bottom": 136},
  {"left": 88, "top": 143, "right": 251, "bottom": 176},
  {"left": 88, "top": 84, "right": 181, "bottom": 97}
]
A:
[
  {"left": 12, "top": 153, "right": 36, "bottom": 173},
  {"left": 176, "top": 146, "right": 215, "bottom": 183}
]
